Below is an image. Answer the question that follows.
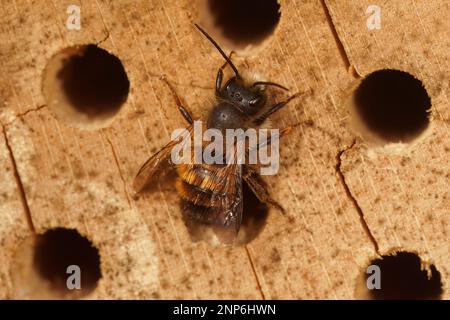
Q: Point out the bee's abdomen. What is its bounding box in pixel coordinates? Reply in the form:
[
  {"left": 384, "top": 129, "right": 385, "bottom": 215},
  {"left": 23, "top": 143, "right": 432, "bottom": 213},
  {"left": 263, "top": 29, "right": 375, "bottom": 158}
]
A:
[{"left": 176, "top": 164, "right": 234, "bottom": 207}]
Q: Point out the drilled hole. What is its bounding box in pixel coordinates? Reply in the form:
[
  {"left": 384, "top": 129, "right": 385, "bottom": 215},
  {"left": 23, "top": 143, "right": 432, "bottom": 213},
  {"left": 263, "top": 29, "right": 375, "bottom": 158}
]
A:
[
  {"left": 365, "top": 252, "right": 442, "bottom": 300},
  {"left": 207, "top": 0, "right": 281, "bottom": 48},
  {"left": 181, "top": 182, "right": 268, "bottom": 245},
  {"left": 353, "top": 69, "right": 431, "bottom": 142},
  {"left": 43, "top": 44, "right": 129, "bottom": 130},
  {"left": 239, "top": 181, "right": 269, "bottom": 244},
  {"left": 33, "top": 228, "right": 101, "bottom": 297}
]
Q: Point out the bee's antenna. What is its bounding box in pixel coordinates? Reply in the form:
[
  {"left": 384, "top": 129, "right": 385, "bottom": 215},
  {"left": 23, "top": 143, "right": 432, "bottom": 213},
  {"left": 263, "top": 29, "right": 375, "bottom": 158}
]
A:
[{"left": 194, "top": 23, "right": 241, "bottom": 80}]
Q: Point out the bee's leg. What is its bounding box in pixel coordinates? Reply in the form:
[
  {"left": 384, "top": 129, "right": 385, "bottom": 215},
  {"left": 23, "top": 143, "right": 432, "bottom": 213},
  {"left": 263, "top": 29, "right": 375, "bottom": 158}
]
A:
[
  {"left": 216, "top": 51, "right": 235, "bottom": 95},
  {"left": 243, "top": 166, "right": 286, "bottom": 214},
  {"left": 161, "top": 76, "right": 194, "bottom": 125},
  {"left": 251, "top": 126, "right": 294, "bottom": 152},
  {"left": 254, "top": 93, "right": 300, "bottom": 125}
]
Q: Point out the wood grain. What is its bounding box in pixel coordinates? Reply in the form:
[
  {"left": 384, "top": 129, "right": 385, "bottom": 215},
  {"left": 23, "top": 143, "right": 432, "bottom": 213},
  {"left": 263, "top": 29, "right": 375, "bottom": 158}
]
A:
[{"left": 326, "top": 0, "right": 449, "bottom": 297}]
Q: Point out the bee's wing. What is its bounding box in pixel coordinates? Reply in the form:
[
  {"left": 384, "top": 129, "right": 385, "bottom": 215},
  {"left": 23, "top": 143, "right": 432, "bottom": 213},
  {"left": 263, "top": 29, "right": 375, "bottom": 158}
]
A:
[
  {"left": 133, "top": 126, "right": 193, "bottom": 193},
  {"left": 211, "top": 164, "right": 244, "bottom": 244},
  {"left": 181, "top": 164, "right": 243, "bottom": 244}
]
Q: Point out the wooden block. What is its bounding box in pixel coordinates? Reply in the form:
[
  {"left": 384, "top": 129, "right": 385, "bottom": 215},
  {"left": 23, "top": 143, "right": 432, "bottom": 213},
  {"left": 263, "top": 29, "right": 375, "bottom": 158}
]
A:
[
  {"left": 0, "top": 127, "right": 33, "bottom": 298},
  {"left": 0, "top": 0, "right": 447, "bottom": 299},
  {"left": 326, "top": 0, "right": 449, "bottom": 298}
]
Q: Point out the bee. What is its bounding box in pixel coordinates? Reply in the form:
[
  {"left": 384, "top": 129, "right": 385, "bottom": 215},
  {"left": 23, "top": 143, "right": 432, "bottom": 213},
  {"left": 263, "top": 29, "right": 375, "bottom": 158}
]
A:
[{"left": 133, "top": 24, "right": 300, "bottom": 244}]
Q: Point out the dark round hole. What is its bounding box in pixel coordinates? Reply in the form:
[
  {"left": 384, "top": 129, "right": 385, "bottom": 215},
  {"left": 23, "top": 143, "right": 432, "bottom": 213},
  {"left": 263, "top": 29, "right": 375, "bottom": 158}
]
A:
[
  {"left": 239, "top": 181, "right": 269, "bottom": 243},
  {"left": 366, "top": 252, "right": 442, "bottom": 300},
  {"left": 44, "top": 44, "right": 129, "bottom": 129},
  {"left": 33, "top": 228, "right": 101, "bottom": 296},
  {"left": 354, "top": 69, "right": 431, "bottom": 142},
  {"left": 208, "top": 0, "right": 281, "bottom": 46},
  {"left": 57, "top": 44, "right": 129, "bottom": 117}
]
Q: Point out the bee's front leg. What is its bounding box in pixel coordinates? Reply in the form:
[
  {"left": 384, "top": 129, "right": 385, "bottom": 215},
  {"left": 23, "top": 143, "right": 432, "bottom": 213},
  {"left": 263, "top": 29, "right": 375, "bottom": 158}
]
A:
[
  {"left": 161, "top": 76, "right": 194, "bottom": 125},
  {"left": 216, "top": 51, "right": 235, "bottom": 95}
]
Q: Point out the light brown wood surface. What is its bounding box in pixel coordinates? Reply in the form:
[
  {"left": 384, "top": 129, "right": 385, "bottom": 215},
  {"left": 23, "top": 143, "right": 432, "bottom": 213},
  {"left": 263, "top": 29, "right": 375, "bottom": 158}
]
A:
[{"left": 0, "top": 0, "right": 448, "bottom": 299}]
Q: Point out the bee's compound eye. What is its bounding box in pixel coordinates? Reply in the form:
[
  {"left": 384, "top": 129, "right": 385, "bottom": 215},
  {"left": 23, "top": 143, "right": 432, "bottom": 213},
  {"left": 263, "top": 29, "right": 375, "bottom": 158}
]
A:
[{"left": 249, "top": 97, "right": 261, "bottom": 106}]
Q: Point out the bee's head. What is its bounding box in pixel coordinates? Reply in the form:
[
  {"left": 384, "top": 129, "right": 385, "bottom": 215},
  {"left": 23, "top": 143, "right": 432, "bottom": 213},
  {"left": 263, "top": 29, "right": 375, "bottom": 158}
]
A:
[
  {"left": 195, "top": 23, "right": 288, "bottom": 130},
  {"left": 220, "top": 77, "right": 267, "bottom": 115},
  {"left": 194, "top": 24, "right": 266, "bottom": 117}
]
